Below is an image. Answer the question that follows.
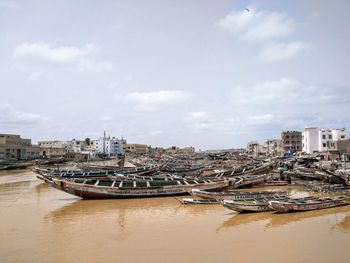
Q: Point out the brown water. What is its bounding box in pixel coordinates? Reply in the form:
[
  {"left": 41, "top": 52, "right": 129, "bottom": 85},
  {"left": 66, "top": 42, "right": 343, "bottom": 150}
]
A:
[{"left": 1, "top": 170, "right": 349, "bottom": 263}]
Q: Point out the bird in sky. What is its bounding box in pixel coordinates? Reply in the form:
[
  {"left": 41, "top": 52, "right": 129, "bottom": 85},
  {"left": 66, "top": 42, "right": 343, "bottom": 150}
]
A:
[{"left": 245, "top": 8, "right": 250, "bottom": 12}]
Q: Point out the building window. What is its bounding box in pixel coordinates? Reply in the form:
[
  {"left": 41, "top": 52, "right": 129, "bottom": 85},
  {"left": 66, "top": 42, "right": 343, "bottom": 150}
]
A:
[
  {"left": 323, "top": 143, "right": 326, "bottom": 147},
  {"left": 329, "top": 135, "right": 332, "bottom": 139},
  {"left": 341, "top": 135, "right": 345, "bottom": 139},
  {"left": 322, "top": 135, "right": 326, "bottom": 139}
]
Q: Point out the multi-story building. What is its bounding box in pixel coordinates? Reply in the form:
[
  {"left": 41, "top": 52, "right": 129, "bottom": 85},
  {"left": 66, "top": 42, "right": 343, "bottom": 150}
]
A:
[
  {"left": 94, "top": 135, "right": 125, "bottom": 156},
  {"left": 0, "top": 134, "right": 40, "bottom": 159},
  {"left": 280, "top": 131, "right": 302, "bottom": 153},
  {"left": 302, "top": 128, "right": 349, "bottom": 153},
  {"left": 65, "top": 139, "right": 82, "bottom": 153},
  {"left": 264, "top": 139, "right": 280, "bottom": 156},
  {"left": 302, "top": 128, "right": 320, "bottom": 153}
]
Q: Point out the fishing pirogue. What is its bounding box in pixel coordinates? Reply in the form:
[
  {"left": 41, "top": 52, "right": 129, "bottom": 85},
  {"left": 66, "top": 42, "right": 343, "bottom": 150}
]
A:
[
  {"left": 222, "top": 196, "right": 314, "bottom": 213},
  {"left": 268, "top": 196, "right": 350, "bottom": 213},
  {"left": 51, "top": 178, "right": 230, "bottom": 199},
  {"left": 191, "top": 189, "right": 287, "bottom": 200}
]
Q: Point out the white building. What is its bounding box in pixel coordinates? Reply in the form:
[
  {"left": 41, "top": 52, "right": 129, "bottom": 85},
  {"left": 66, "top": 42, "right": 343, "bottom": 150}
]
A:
[
  {"left": 94, "top": 136, "right": 125, "bottom": 156},
  {"left": 302, "top": 128, "right": 319, "bottom": 153},
  {"left": 302, "top": 128, "right": 349, "bottom": 153},
  {"left": 65, "top": 139, "right": 82, "bottom": 153}
]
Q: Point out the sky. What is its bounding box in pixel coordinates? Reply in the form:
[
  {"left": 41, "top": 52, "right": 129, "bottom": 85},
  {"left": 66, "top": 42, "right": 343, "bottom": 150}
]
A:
[{"left": 0, "top": 0, "right": 350, "bottom": 150}]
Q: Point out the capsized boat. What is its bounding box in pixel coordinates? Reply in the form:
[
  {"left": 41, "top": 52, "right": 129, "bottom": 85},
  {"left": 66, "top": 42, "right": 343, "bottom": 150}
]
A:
[
  {"left": 191, "top": 189, "right": 287, "bottom": 201},
  {"left": 268, "top": 196, "right": 350, "bottom": 213},
  {"left": 51, "top": 177, "right": 230, "bottom": 199}
]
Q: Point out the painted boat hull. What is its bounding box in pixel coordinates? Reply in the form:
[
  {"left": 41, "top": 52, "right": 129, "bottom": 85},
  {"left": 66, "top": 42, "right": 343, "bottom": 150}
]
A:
[{"left": 52, "top": 179, "right": 230, "bottom": 199}]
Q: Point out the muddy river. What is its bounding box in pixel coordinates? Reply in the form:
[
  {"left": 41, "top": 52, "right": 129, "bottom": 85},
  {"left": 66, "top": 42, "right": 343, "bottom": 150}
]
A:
[{"left": 0, "top": 170, "right": 349, "bottom": 263}]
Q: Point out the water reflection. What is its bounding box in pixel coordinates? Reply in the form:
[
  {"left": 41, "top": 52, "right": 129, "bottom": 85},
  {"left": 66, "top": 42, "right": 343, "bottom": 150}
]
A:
[
  {"left": 331, "top": 215, "right": 350, "bottom": 232},
  {"left": 219, "top": 205, "right": 350, "bottom": 232}
]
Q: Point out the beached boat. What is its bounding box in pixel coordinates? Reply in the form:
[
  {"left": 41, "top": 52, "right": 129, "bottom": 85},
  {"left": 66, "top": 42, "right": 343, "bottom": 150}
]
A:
[
  {"left": 191, "top": 189, "right": 287, "bottom": 201},
  {"left": 175, "top": 197, "right": 219, "bottom": 205},
  {"left": 257, "top": 180, "right": 288, "bottom": 186},
  {"left": 231, "top": 174, "right": 271, "bottom": 188},
  {"left": 268, "top": 196, "right": 350, "bottom": 213},
  {"left": 213, "top": 162, "right": 274, "bottom": 178},
  {"left": 221, "top": 196, "right": 315, "bottom": 213},
  {"left": 51, "top": 177, "right": 230, "bottom": 199}
]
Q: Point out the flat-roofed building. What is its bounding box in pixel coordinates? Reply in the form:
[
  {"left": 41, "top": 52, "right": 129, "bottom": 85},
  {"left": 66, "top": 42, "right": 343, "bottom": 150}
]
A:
[
  {"left": 125, "top": 144, "right": 149, "bottom": 154},
  {"left": 280, "top": 131, "right": 302, "bottom": 153},
  {"left": 0, "top": 134, "right": 39, "bottom": 160}
]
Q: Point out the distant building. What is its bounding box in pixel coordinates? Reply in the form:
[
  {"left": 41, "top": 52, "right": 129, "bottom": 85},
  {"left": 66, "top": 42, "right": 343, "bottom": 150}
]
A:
[
  {"left": 125, "top": 144, "right": 149, "bottom": 154},
  {"left": 246, "top": 141, "right": 266, "bottom": 156},
  {"left": 280, "top": 131, "right": 302, "bottom": 153},
  {"left": 0, "top": 134, "right": 40, "bottom": 160},
  {"left": 302, "top": 127, "right": 349, "bottom": 153},
  {"left": 94, "top": 135, "right": 125, "bottom": 156},
  {"left": 38, "top": 140, "right": 67, "bottom": 149},
  {"left": 39, "top": 147, "right": 66, "bottom": 158},
  {"left": 264, "top": 139, "right": 280, "bottom": 156}
]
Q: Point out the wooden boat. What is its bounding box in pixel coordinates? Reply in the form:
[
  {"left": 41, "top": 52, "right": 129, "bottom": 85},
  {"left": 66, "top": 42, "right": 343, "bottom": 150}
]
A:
[
  {"left": 191, "top": 189, "right": 287, "bottom": 201},
  {"left": 268, "top": 196, "right": 350, "bottom": 213},
  {"left": 213, "top": 162, "right": 274, "bottom": 178},
  {"left": 222, "top": 196, "right": 314, "bottom": 213},
  {"left": 175, "top": 197, "right": 219, "bottom": 205},
  {"left": 257, "top": 180, "right": 288, "bottom": 186},
  {"left": 230, "top": 173, "right": 271, "bottom": 188},
  {"left": 51, "top": 177, "right": 230, "bottom": 199}
]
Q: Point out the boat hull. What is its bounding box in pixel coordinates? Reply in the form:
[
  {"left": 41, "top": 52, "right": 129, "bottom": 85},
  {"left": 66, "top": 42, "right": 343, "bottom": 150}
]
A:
[
  {"left": 52, "top": 179, "right": 230, "bottom": 199},
  {"left": 269, "top": 198, "right": 350, "bottom": 213}
]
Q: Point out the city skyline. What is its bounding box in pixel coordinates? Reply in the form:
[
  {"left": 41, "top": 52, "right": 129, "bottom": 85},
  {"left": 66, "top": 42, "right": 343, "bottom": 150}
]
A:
[{"left": 1, "top": 1, "right": 350, "bottom": 149}]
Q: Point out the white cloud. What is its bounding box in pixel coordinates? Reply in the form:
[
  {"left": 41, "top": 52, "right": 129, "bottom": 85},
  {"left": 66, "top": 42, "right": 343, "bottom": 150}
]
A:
[
  {"left": 248, "top": 114, "right": 277, "bottom": 125},
  {"left": 149, "top": 130, "right": 163, "bottom": 136},
  {"left": 259, "top": 41, "right": 308, "bottom": 62},
  {"left": 77, "top": 58, "right": 115, "bottom": 72},
  {"left": 125, "top": 90, "right": 189, "bottom": 111},
  {"left": 13, "top": 43, "right": 95, "bottom": 63},
  {"left": 13, "top": 42, "right": 115, "bottom": 72},
  {"left": 185, "top": 112, "right": 215, "bottom": 131},
  {"left": 0, "top": 103, "right": 48, "bottom": 125},
  {"left": 229, "top": 78, "right": 350, "bottom": 130},
  {"left": 215, "top": 7, "right": 294, "bottom": 41}
]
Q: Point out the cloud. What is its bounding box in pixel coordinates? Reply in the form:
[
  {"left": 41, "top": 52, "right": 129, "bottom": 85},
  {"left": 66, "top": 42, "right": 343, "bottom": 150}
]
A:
[
  {"left": 258, "top": 41, "right": 308, "bottom": 62},
  {"left": 149, "top": 130, "right": 163, "bottom": 136},
  {"left": 215, "top": 7, "right": 294, "bottom": 41},
  {"left": 13, "top": 43, "right": 95, "bottom": 63},
  {"left": 77, "top": 58, "right": 115, "bottom": 72},
  {"left": 13, "top": 43, "right": 115, "bottom": 73},
  {"left": 0, "top": 103, "right": 48, "bottom": 126},
  {"left": 185, "top": 112, "right": 216, "bottom": 131},
  {"left": 125, "top": 90, "right": 189, "bottom": 111},
  {"left": 228, "top": 78, "right": 350, "bottom": 131}
]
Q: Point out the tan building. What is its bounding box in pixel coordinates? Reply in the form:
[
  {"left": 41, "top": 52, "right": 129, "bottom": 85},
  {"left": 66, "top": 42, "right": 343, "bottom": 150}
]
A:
[
  {"left": 125, "top": 144, "right": 149, "bottom": 154},
  {"left": 39, "top": 147, "right": 67, "bottom": 158},
  {"left": 0, "top": 134, "right": 40, "bottom": 160},
  {"left": 280, "top": 131, "right": 302, "bottom": 153}
]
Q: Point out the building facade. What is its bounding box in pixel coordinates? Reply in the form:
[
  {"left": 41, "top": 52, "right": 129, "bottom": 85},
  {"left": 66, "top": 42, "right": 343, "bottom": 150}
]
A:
[
  {"left": 125, "top": 144, "right": 149, "bottom": 154},
  {"left": 0, "top": 134, "right": 40, "bottom": 160},
  {"left": 302, "top": 128, "right": 349, "bottom": 153},
  {"left": 280, "top": 131, "right": 302, "bottom": 153}
]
